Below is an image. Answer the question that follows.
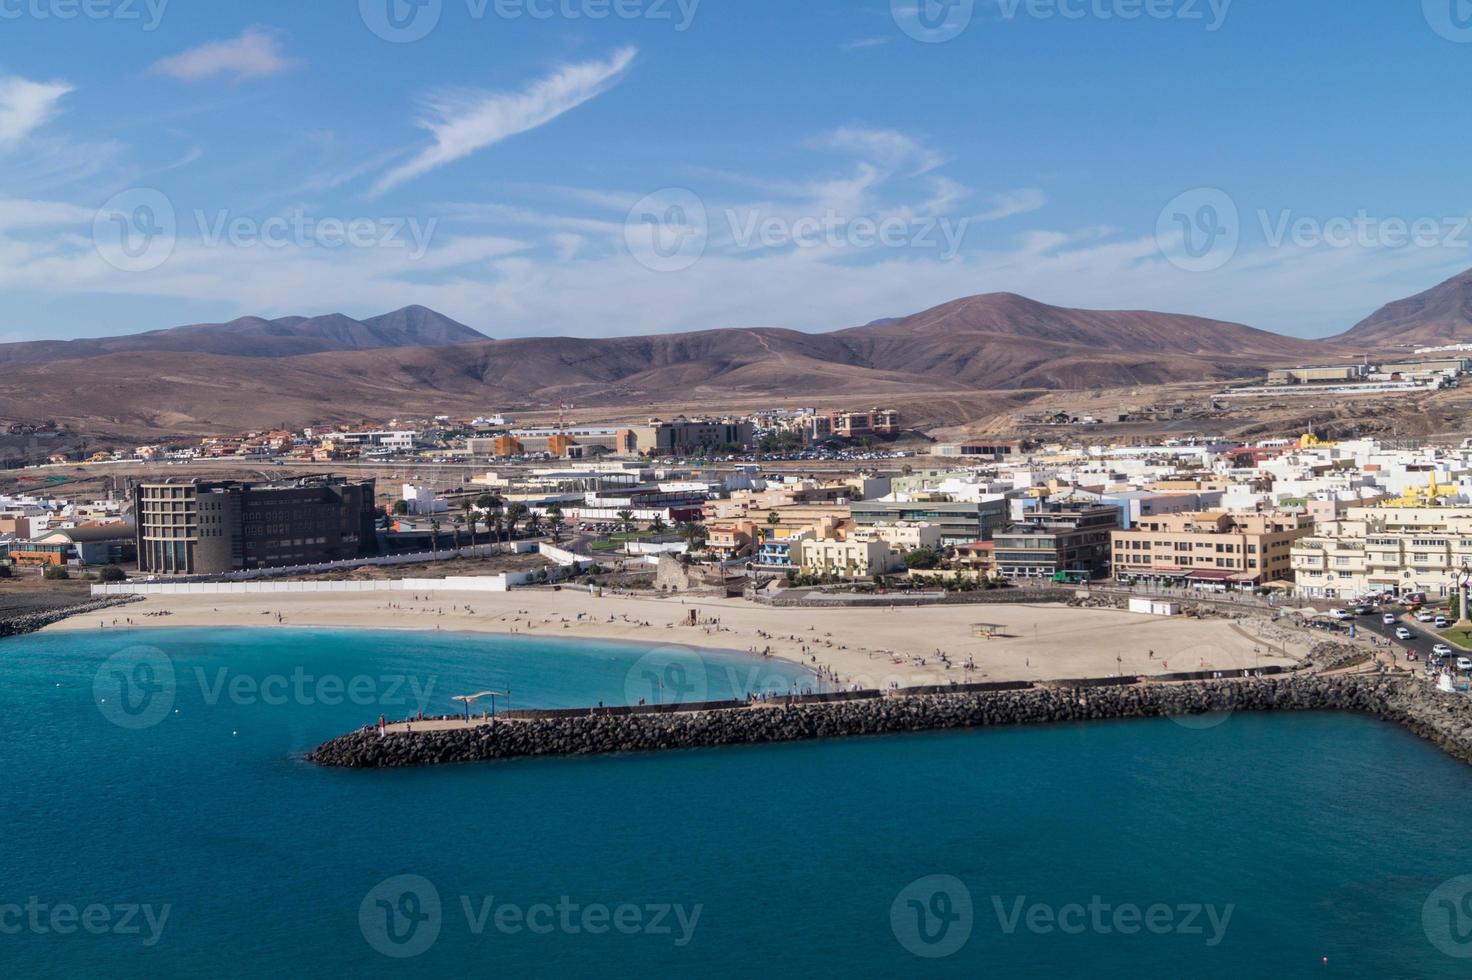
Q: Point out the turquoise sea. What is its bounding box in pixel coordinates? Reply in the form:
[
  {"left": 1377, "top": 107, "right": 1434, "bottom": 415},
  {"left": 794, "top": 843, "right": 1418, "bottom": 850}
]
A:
[{"left": 4, "top": 627, "right": 1472, "bottom": 978}]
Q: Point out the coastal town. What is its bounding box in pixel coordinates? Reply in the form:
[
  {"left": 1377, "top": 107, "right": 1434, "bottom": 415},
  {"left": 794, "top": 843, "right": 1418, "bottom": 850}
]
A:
[{"left": 8, "top": 400, "right": 1472, "bottom": 694}]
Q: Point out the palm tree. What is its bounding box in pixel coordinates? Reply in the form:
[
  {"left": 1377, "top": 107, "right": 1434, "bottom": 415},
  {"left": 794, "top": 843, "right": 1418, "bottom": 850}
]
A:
[
  {"left": 505, "top": 503, "right": 529, "bottom": 543},
  {"left": 478, "top": 494, "right": 504, "bottom": 551},
  {"left": 677, "top": 521, "right": 706, "bottom": 552},
  {"left": 461, "top": 498, "right": 478, "bottom": 547},
  {"left": 616, "top": 509, "right": 635, "bottom": 537},
  {"left": 765, "top": 511, "right": 781, "bottom": 541},
  {"left": 546, "top": 504, "right": 566, "bottom": 545},
  {"left": 429, "top": 519, "right": 441, "bottom": 558}
]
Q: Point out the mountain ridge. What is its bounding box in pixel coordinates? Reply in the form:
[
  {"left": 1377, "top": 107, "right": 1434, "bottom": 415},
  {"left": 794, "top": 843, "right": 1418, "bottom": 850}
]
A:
[
  {"left": 0, "top": 305, "right": 486, "bottom": 364},
  {"left": 7, "top": 271, "right": 1472, "bottom": 436}
]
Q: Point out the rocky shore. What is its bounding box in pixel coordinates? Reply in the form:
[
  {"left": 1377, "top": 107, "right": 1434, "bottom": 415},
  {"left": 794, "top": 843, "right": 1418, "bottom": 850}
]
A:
[
  {"left": 0, "top": 595, "right": 142, "bottom": 639},
  {"left": 309, "top": 673, "right": 1472, "bottom": 769}
]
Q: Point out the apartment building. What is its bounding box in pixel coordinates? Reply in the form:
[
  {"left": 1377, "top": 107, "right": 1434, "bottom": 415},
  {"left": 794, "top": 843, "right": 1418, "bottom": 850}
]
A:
[
  {"left": 810, "top": 408, "right": 900, "bottom": 440},
  {"left": 849, "top": 521, "right": 942, "bottom": 556},
  {"left": 705, "top": 519, "right": 757, "bottom": 559},
  {"left": 631, "top": 419, "right": 755, "bottom": 456},
  {"left": 992, "top": 503, "right": 1121, "bottom": 581},
  {"left": 135, "top": 477, "right": 377, "bottom": 575},
  {"left": 851, "top": 498, "right": 1008, "bottom": 546},
  {"left": 798, "top": 537, "right": 897, "bottom": 580},
  {"left": 1292, "top": 505, "right": 1472, "bottom": 599},
  {"left": 1111, "top": 511, "right": 1312, "bottom": 588}
]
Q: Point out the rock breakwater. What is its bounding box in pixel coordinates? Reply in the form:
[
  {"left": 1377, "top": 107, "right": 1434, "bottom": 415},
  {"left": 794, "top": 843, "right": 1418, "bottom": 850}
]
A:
[{"left": 309, "top": 673, "right": 1472, "bottom": 769}]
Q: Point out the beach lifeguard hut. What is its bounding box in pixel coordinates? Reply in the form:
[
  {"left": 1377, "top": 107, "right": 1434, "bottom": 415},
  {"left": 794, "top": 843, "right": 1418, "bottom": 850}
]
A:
[{"left": 972, "top": 623, "right": 1006, "bottom": 639}]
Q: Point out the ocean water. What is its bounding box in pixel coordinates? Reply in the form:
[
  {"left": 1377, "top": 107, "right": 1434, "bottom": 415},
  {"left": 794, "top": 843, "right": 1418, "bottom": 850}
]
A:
[{"left": 3, "top": 628, "right": 1472, "bottom": 978}]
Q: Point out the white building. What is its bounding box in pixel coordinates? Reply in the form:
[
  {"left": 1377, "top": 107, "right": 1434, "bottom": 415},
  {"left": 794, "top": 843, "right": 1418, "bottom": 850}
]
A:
[
  {"left": 849, "top": 522, "right": 942, "bottom": 555},
  {"left": 400, "top": 484, "right": 448, "bottom": 515}
]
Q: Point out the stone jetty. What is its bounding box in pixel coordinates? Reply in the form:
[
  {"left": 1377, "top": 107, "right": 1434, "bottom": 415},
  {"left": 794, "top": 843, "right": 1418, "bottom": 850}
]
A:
[{"left": 309, "top": 673, "right": 1472, "bottom": 769}]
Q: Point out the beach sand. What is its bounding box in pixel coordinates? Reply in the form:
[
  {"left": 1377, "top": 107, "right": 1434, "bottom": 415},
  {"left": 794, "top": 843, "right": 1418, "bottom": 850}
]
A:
[{"left": 49, "top": 588, "right": 1309, "bottom": 689}]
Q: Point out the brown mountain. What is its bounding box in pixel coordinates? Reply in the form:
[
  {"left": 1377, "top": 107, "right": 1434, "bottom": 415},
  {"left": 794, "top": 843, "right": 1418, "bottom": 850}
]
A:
[
  {"left": 1335, "top": 268, "right": 1472, "bottom": 349},
  {"left": 0, "top": 305, "right": 486, "bottom": 364},
  {"left": 0, "top": 293, "right": 1330, "bottom": 436},
  {"left": 827, "top": 292, "right": 1324, "bottom": 388}
]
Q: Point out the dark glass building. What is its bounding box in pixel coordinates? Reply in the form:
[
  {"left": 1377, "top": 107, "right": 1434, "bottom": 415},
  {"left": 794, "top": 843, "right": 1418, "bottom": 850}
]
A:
[{"left": 134, "top": 477, "right": 377, "bottom": 575}]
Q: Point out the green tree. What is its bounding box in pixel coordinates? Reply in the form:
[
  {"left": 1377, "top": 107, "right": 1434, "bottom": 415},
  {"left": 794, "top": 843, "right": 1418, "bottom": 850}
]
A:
[
  {"left": 765, "top": 511, "right": 781, "bottom": 540},
  {"left": 547, "top": 504, "right": 566, "bottom": 544},
  {"left": 649, "top": 514, "right": 668, "bottom": 535},
  {"left": 616, "top": 509, "right": 635, "bottom": 536},
  {"left": 97, "top": 565, "right": 126, "bottom": 583},
  {"left": 392, "top": 499, "right": 410, "bottom": 516},
  {"left": 904, "top": 547, "right": 941, "bottom": 570},
  {"left": 479, "top": 494, "right": 505, "bottom": 550},
  {"left": 505, "top": 503, "right": 529, "bottom": 542},
  {"left": 43, "top": 565, "right": 69, "bottom": 581},
  {"left": 461, "top": 498, "right": 479, "bottom": 547},
  {"left": 677, "top": 521, "right": 707, "bottom": 552},
  {"left": 429, "top": 519, "right": 441, "bottom": 558}
]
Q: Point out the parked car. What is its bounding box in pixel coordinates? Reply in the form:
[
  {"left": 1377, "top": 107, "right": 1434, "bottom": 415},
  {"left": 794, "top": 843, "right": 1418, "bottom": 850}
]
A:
[
  {"left": 1436, "top": 617, "right": 1452, "bottom": 629},
  {"left": 1329, "top": 608, "right": 1351, "bottom": 620},
  {"left": 1396, "top": 627, "right": 1415, "bottom": 640},
  {"left": 1416, "top": 611, "right": 1436, "bottom": 622}
]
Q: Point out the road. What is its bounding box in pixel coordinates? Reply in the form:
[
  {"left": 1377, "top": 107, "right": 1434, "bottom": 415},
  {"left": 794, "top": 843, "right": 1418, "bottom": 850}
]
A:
[{"left": 1352, "top": 608, "right": 1465, "bottom": 666}]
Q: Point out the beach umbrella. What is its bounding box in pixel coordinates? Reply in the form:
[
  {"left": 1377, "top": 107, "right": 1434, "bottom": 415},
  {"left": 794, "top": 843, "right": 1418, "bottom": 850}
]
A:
[{"left": 451, "top": 690, "right": 510, "bottom": 720}]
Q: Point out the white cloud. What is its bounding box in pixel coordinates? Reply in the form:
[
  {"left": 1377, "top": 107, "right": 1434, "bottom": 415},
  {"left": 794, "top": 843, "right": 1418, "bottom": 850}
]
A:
[
  {"left": 974, "top": 188, "right": 1048, "bottom": 222},
  {"left": 0, "top": 76, "right": 73, "bottom": 148},
  {"left": 814, "top": 126, "right": 945, "bottom": 176},
  {"left": 150, "top": 28, "right": 295, "bottom": 83},
  {"left": 372, "top": 47, "right": 638, "bottom": 196}
]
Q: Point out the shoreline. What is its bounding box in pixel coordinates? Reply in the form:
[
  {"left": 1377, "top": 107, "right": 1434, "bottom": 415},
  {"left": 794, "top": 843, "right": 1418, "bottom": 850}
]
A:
[
  {"left": 43, "top": 587, "right": 1310, "bottom": 690},
  {"left": 45, "top": 621, "right": 821, "bottom": 691}
]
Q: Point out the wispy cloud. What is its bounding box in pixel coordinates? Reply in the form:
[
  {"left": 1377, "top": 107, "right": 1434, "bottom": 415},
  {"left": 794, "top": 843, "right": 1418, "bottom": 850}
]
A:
[
  {"left": 150, "top": 28, "right": 296, "bottom": 83},
  {"left": 0, "top": 76, "right": 74, "bottom": 148},
  {"left": 372, "top": 47, "right": 638, "bottom": 196},
  {"left": 840, "top": 37, "right": 890, "bottom": 50},
  {"left": 975, "top": 188, "right": 1048, "bottom": 222},
  {"left": 813, "top": 126, "right": 945, "bottom": 176}
]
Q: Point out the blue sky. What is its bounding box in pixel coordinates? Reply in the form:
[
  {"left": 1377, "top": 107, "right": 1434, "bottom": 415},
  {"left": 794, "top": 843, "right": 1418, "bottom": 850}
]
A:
[{"left": 4, "top": 0, "right": 1472, "bottom": 342}]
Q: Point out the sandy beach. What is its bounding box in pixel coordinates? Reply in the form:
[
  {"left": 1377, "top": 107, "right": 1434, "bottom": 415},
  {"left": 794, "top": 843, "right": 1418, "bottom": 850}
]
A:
[{"left": 48, "top": 588, "right": 1309, "bottom": 689}]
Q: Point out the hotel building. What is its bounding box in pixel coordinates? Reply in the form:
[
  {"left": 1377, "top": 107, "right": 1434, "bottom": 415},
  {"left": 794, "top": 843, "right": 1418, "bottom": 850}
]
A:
[
  {"left": 134, "top": 477, "right": 377, "bottom": 575},
  {"left": 1111, "top": 511, "right": 1312, "bottom": 588}
]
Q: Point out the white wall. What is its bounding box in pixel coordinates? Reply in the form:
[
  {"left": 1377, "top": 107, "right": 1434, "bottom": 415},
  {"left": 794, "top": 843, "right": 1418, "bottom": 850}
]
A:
[{"left": 92, "top": 574, "right": 528, "bottom": 597}]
